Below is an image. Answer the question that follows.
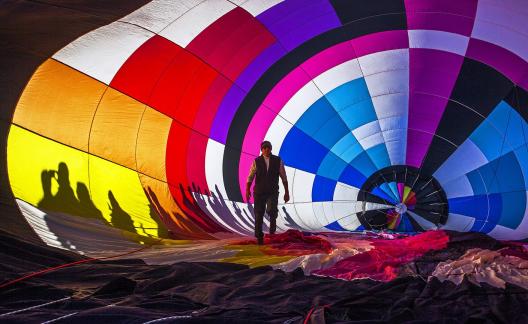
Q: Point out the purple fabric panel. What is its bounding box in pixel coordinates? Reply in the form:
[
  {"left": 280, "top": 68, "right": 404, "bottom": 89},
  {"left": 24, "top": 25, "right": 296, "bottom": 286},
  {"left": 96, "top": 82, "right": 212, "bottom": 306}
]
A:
[
  {"left": 406, "top": 12, "right": 475, "bottom": 36},
  {"left": 257, "top": 0, "right": 341, "bottom": 50},
  {"left": 235, "top": 42, "right": 286, "bottom": 92},
  {"left": 209, "top": 85, "right": 246, "bottom": 143},
  {"left": 405, "top": 0, "right": 478, "bottom": 36},
  {"left": 466, "top": 38, "right": 528, "bottom": 88},
  {"left": 410, "top": 49, "right": 464, "bottom": 97},
  {"left": 406, "top": 129, "right": 435, "bottom": 168},
  {"left": 406, "top": 49, "right": 464, "bottom": 167},
  {"left": 404, "top": 0, "right": 478, "bottom": 17}
]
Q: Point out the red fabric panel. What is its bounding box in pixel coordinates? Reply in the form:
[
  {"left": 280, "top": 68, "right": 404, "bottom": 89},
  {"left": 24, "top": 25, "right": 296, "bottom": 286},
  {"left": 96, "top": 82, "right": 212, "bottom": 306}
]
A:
[
  {"left": 186, "top": 7, "right": 275, "bottom": 81},
  {"left": 313, "top": 230, "right": 449, "bottom": 281},
  {"left": 186, "top": 131, "right": 209, "bottom": 195},
  {"left": 148, "top": 49, "right": 218, "bottom": 125},
  {"left": 166, "top": 122, "right": 226, "bottom": 233},
  {"left": 110, "top": 35, "right": 182, "bottom": 104},
  {"left": 192, "top": 75, "right": 232, "bottom": 135}
]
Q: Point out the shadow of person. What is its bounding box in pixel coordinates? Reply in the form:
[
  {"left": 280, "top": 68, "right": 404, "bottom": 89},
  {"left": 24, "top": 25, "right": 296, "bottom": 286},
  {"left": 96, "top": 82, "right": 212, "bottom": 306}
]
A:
[
  {"left": 178, "top": 183, "right": 225, "bottom": 233},
  {"left": 281, "top": 206, "right": 303, "bottom": 230},
  {"left": 76, "top": 182, "right": 107, "bottom": 225},
  {"left": 38, "top": 162, "right": 79, "bottom": 215},
  {"left": 108, "top": 190, "right": 136, "bottom": 234},
  {"left": 142, "top": 187, "right": 170, "bottom": 239}
]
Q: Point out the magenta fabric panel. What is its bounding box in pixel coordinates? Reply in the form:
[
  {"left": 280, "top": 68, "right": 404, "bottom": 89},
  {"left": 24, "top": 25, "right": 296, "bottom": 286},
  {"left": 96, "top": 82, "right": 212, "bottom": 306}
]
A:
[
  {"left": 351, "top": 30, "right": 409, "bottom": 57},
  {"left": 466, "top": 38, "right": 528, "bottom": 90},
  {"left": 406, "top": 49, "right": 464, "bottom": 167}
]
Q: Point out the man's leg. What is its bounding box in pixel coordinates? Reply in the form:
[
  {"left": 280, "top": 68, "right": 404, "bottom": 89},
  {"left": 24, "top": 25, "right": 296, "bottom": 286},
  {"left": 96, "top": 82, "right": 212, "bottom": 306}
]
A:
[
  {"left": 254, "top": 194, "right": 266, "bottom": 244},
  {"left": 266, "top": 192, "right": 279, "bottom": 235}
]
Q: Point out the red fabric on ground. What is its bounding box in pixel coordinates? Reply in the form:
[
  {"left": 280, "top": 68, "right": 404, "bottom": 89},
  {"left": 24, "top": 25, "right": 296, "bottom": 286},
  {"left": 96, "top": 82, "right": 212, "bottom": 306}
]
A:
[{"left": 313, "top": 230, "right": 449, "bottom": 281}]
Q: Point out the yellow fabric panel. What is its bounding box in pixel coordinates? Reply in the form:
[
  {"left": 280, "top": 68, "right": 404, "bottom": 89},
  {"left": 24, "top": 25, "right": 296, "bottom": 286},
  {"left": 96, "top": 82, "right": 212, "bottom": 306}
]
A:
[
  {"left": 7, "top": 125, "right": 90, "bottom": 211},
  {"left": 89, "top": 88, "right": 145, "bottom": 169},
  {"left": 139, "top": 174, "right": 213, "bottom": 239},
  {"left": 136, "top": 107, "right": 171, "bottom": 181},
  {"left": 13, "top": 59, "right": 106, "bottom": 151},
  {"left": 221, "top": 245, "right": 296, "bottom": 268},
  {"left": 88, "top": 155, "right": 157, "bottom": 237}
]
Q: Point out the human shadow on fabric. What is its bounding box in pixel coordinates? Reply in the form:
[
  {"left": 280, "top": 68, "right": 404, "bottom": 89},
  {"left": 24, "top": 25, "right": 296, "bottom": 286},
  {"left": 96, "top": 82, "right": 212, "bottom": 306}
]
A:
[
  {"left": 142, "top": 187, "right": 171, "bottom": 239},
  {"left": 178, "top": 183, "right": 227, "bottom": 233},
  {"left": 281, "top": 206, "right": 304, "bottom": 230},
  {"left": 38, "top": 162, "right": 107, "bottom": 225},
  {"left": 107, "top": 190, "right": 135, "bottom": 234}
]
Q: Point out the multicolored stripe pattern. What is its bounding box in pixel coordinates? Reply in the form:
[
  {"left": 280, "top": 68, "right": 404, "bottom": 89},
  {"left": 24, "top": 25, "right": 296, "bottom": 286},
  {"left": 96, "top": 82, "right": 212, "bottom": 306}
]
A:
[{"left": 7, "top": 0, "right": 528, "bottom": 240}]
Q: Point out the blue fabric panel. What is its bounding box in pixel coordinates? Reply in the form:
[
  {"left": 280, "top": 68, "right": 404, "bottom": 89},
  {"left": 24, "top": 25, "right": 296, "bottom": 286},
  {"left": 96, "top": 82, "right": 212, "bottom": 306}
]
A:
[
  {"left": 366, "top": 144, "right": 391, "bottom": 170},
  {"left": 449, "top": 195, "right": 488, "bottom": 221},
  {"left": 378, "top": 183, "right": 399, "bottom": 202},
  {"left": 497, "top": 191, "right": 526, "bottom": 229},
  {"left": 340, "top": 142, "right": 365, "bottom": 163},
  {"left": 500, "top": 103, "right": 528, "bottom": 151},
  {"left": 338, "top": 165, "right": 367, "bottom": 188},
  {"left": 372, "top": 187, "right": 396, "bottom": 203},
  {"left": 349, "top": 151, "right": 378, "bottom": 178},
  {"left": 296, "top": 97, "right": 336, "bottom": 135},
  {"left": 355, "top": 225, "right": 365, "bottom": 231},
  {"left": 514, "top": 146, "right": 528, "bottom": 188},
  {"left": 340, "top": 99, "right": 378, "bottom": 130},
  {"left": 388, "top": 182, "right": 401, "bottom": 202},
  {"left": 325, "top": 220, "right": 347, "bottom": 231},
  {"left": 478, "top": 152, "right": 524, "bottom": 193},
  {"left": 317, "top": 152, "right": 348, "bottom": 180},
  {"left": 466, "top": 170, "right": 487, "bottom": 195},
  {"left": 469, "top": 119, "right": 505, "bottom": 162},
  {"left": 280, "top": 126, "right": 328, "bottom": 173},
  {"left": 477, "top": 193, "right": 502, "bottom": 233},
  {"left": 396, "top": 214, "right": 414, "bottom": 232},
  {"left": 331, "top": 133, "right": 359, "bottom": 157},
  {"left": 325, "top": 78, "right": 370, "bottom": 112},
  {"left": 312, "top": 175, "right": 337, "bottom": 201},
  {"left": 313, "top": 114, "right": 350, "bottom": 149}
]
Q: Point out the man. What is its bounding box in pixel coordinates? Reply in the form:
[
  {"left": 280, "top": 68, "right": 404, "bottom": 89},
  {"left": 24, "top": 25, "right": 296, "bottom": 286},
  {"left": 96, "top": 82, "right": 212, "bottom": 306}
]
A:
[{"left": 246, "top": 140, "right": 290, "bottom": 245}]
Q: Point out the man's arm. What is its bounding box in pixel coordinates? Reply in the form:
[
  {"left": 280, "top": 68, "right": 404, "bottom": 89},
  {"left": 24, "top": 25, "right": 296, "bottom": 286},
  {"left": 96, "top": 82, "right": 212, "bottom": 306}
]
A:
[
  {"left": 246, "top": 160, "right": 256, "bottom": 202},
  {"left": 279, "top": 160, "right": 290, "bottom": 203}
]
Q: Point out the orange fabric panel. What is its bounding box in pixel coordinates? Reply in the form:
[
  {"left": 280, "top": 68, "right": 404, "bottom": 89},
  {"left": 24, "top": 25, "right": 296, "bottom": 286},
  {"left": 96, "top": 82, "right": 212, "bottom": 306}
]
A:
[
  {"left": 13, "top": 59, "right": 106, "bottom": 151},
  {"left": 89, "top": 87, "right": 145, "bottom": 169},
  {"left": 136, "top": 107, "right": 172, "bottom": 181},
  {"left": 139, "top": 174, "right": 213, "bottom": 240}
]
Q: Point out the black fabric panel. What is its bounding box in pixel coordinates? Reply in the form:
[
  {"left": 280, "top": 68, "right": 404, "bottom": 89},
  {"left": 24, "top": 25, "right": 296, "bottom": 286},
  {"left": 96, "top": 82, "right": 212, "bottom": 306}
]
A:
[
  {"left": 0, "top": 0, "right": 151, "bottom": 242},
  {"left": 505, "top": 86, "right": 528, "bottom": 120},
  {"left": 421, "top": 59, "right": 514, "bottom": 176},
  {"left": 224, "top": 15, "right": 407, "bottom": 201},
  {"left": 330, "top": 0, "right": 406, "bottom": 25}
]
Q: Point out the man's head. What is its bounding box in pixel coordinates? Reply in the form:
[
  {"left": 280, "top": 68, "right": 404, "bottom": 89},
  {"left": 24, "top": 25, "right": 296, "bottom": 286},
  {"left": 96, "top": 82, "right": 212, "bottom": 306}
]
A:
[{"left": 260, "top": 141, "right": 272, "bottom": 157}]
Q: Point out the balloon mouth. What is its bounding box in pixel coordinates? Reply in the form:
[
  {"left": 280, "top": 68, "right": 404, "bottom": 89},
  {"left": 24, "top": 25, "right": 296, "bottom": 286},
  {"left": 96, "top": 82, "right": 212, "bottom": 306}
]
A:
[{"left": 358, "top": 165, "right": 448, "bottom": 232}]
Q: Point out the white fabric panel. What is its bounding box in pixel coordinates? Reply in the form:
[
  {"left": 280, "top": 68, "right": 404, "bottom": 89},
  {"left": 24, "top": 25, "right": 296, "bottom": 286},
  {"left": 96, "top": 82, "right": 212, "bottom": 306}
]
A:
[
  {"left": 312, "top": 59, "right": 363, "bottom": 93},
  {"left": 193, "top": 193, "right": 249, "bottom": 235},
  {"left": 312, "top": 202, "right": 329, "bottom": 226},
  {"left": 265, "top": 115, "right": 293, "bottom": 155},
  {"left": 441, "top": 175, "right": 474, "bottom": 198},
  {"left": 487, "top": 192, "right": 528, "bottom": 240},
  {"left": 441, "top": 213, "right": 476, "bottom": 232},
  {"left": 237, "top": 0, "right": 284, "bottom": 16},
  {"left": 160, "top": 0, "right": 236, "bottom": 48},
  {"left": 205, "top": 139, "right": 227, "bottom": 198},
  {"left": 338, "top": 215, "right": 362, "bottom": 230},
  {"left": 472, "top": 19, "right": 528, "bottom": 62},
  {"left": 364, "top": 69, "right": 409, "bottom": 98},
  {"left": 408, "top": 211, "right": 438, "bottom": 230},
  {"left": 283, "top": 166, "right": 296, "bottom": 199},
  {"left": 53, "top": 22, "right": 153, "bottom": 84},
  {"left": 332, "top": 201, "right": 363, "bottom": 219},
  {"left": 365, "top": 202, "right": 393, "bottom": 210},
  {"left": 17, "top": 199, "right": 64, "bottom": 250},
  {"left": 357, "top": 49, "right": 409, "bottom": 77},
  {"left": 279, "top": 81, "right": 322, "bottom": 124},
  {"left": 294, "top": 203, "right": 323, "bottom": 230},
  {"left": 292, "top": 169, "right": 316, "bottom": 203},
  {"left": 333, "top": 182, "right": 360, "bottom": 201},
  {"left": 352, "top": 121, "right": 385, "bottom": 150},
  {"left": 434, "top": 140, "right": 489, "bottom": 184},
  {"left": 383, "top": 129, "right": 407, "bottom": 166},
  {"left": 408, "top": 30, "right": 469, "bottom": 56},
  {"left": 277, "top": 202, "right": 304, "bottom": 231},
  {"left": 120, "top": 0, "right": 204, "bottom": 33},
  {"left": 322, "top": 201, "right": 335, "bottom": 224},
  {"left": 372, "top": 93, "right": 408, "bottom": 120}
]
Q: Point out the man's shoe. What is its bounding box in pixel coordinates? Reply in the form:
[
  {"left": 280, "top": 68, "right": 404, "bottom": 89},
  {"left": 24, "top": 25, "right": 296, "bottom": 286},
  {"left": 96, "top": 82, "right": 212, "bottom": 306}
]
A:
[{"left": 257, "top": 237, "right": 264, "bottom": 245}]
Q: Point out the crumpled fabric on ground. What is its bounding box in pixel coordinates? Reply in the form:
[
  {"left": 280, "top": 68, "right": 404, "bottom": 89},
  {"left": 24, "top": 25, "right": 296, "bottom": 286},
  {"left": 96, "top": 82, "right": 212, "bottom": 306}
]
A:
[
  {"left": 313, "top": 230, "right": 449, "bottom": 281},
  {"left": 432, "top": 248, "right": 528, "bottom": 290}
]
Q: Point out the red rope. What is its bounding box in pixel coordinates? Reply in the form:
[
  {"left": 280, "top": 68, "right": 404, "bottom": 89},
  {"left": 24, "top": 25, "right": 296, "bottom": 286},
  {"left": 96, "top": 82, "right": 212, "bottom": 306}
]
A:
[{"left": 0, "top": 241, "right": 158, "bottom": 290}]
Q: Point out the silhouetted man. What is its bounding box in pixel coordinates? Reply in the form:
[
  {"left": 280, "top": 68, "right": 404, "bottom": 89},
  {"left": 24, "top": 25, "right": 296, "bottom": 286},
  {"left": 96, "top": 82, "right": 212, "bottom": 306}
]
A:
[{"left": 246, "top": 141, "right": 289, "bottom": 245}]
